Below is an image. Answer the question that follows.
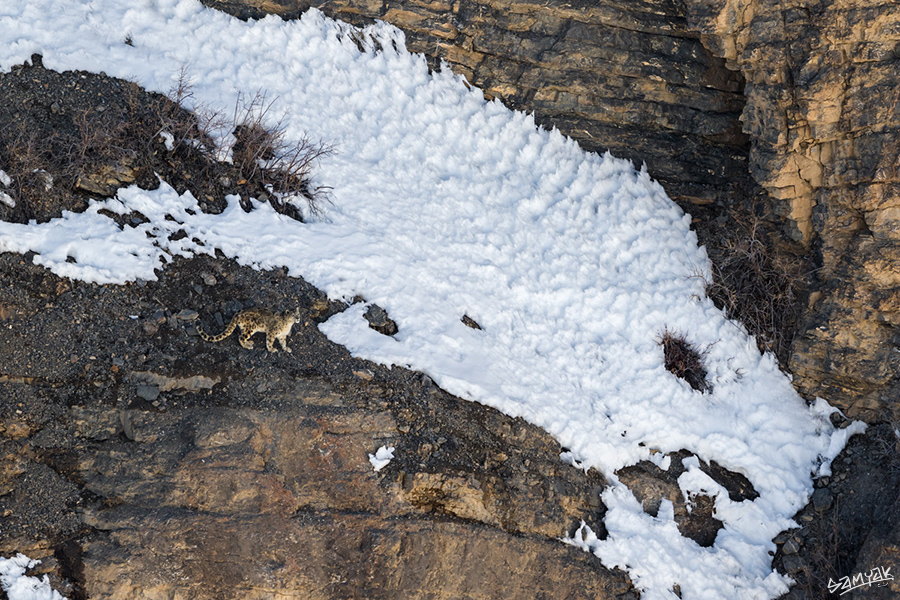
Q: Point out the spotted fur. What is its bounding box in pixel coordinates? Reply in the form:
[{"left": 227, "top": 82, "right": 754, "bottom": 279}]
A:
[{"left": 197, "top": 308, "right": 302, "bottom": 352}]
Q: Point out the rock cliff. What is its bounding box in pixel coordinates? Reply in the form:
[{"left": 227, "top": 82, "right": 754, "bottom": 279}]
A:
[
  {"left": 3, "top": 0, "right": 900, "bottom": 598},
  {"left": 680, "top": 0, "right": 900, "bottom": 426}
]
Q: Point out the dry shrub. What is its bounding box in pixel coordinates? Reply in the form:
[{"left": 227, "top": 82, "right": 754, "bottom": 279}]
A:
[
  {"left": 703, "top": 213, "right": 806, "bottom": 366},
  {"left": 0, "top": 122, "right": 81, "bottom": 222},
  {"left": 157, "top": 66, "right": 222, "bottom": 156},
  {"left": 794, "top": 503, "right": 846, "bottom": 599},
  {"left": 0, "top": 129, "right": 52, "bottom": 204},
  {"left": 228, "top": 91, "right": 333, "bottom": 220},
  {"left": 659, "top": 329, "right": 710, "bottom": 393}
]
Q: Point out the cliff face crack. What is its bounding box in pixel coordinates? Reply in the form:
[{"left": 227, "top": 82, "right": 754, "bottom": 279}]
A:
[{"left": 681, "top": 0, "right": 900, "bottom": 421}]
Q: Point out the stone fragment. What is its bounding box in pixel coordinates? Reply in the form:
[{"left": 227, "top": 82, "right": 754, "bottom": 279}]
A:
[
  {"left": 782, "top": 537, "right": 801, "bottom": 555},
  {"left": 811, "top": 487, "right": 833, "bottom": 512},
  {"left": 461, "top": 314, "right": 482, "bottom": 330},
  {"left": 781, "top": 554, "right": 806, "bottom": 574},
  {"left": 74, "top": 161, "right": 138, "bottom": 196},
  {"left": 135, "top": 385, "right": 159, "bottom": 401},
  {"left": 363, "top": 304, "right": 398, "bottom": 336},
  {"left": 353, "top": 369, "right": 374, "bottom": 381},
  {"left": 131, "top": 371, "right": 219, "bottom": 392}
]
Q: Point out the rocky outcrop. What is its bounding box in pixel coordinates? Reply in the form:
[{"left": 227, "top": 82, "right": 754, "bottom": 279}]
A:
[
  {"left": 0, "top": 253, "right": 632, "bottom": 599},
  {"left": 772, "top": 423, "right": 900, "bottom": 599},
  {"left": 680, "top": 0, "right": 900, "bottom": 425}
]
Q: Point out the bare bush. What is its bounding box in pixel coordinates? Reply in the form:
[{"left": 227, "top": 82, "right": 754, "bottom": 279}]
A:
[
  {"left": 659, "top": 328, "right": 710, "bottom": 393},
  {"left": 0, "top": 124, "right": 71, "bottom": 222},
  {"left": 703, "top": 213, "right": 806, "bottom": 366},
  {"left": 228, "top": 91, "right": 333, "bottom": 219},
  {"left": 158, "top": 65, "right": 221, "bottom": 155},
  {"left": 0, "top": 61, "right": 331, "bottom": 224}
]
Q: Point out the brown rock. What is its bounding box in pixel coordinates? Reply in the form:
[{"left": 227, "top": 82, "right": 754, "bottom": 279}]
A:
[
  {"left": 80, "top": 510, "right": 630, "bottom": 600},
  {"left": 75, "top": 158, "right": 139, "bottom": 197},
  {"left": 678, "top": 0, "right": 900, "bottom": 421}
]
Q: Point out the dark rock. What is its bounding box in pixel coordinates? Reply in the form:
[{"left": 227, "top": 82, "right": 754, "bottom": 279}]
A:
[
  {"left": 781, "top": 555, "right": 806, "bottom": 575},
  {"left": 811, "top": 488, "right": 833, "bottom": 512},
  {"left": 774, "top": 424, "right": 900, "bottom": 598},
  {"left": 461, "top": 314, "right": 482, "bottom": 330},
  {"left": 773, "top": 530, "right": 793, "bottom": 545},
  {"left": 616, "top": 453, "right": 724, "bottom": 547},
  {"left": 782, "top": 537, "right": 800, "bottom": 555},
  {"left": 134, "top": 385, "right": 159, "bottom": 401},
  {"left": 703, "top": 458, "right": 759, "bottom": 502},
  {"left": 364, "top": 304, "right": 398, "bottom": 336}
]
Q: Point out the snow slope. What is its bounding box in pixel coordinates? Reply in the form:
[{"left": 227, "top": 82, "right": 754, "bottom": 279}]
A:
[{"left": 0, "top": 2, "right": 863, "bottom": 598}]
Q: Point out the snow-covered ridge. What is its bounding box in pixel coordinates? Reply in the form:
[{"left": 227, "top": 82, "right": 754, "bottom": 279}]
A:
[{"left": 0, "top": 2, "right": 863, "bottom": 598}]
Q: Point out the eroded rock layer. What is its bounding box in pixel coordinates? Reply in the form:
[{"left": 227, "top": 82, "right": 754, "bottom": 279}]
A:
[{"left": 680, "top": 0, "right": 900, "bottom": 422}]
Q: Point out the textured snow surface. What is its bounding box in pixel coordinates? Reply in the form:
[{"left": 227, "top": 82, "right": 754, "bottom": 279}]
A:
[
  {"left": 369, "top": 445, "right": 395, "bottom": 471},
  {"left": 0, "top": 2, "right": 865, "bottom": 598}
]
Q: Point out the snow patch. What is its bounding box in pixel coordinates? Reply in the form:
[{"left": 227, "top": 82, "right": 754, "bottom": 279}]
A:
[
  {"left": 158, "top": 130, "right": 175, "bottom": 151},
  {"left": 0, "top": 555, "right": 67, "bottom": 600},
  {"left": 369, "top": 445, "right": 394, "bottom": 471}
]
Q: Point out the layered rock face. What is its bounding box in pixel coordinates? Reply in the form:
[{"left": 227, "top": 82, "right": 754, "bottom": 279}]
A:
[
  {"left": 681, "top": 0, "right": 900, "bottom": 424},
  {"left": 0, "top": 253, "right": 632, "bottom": 599}
]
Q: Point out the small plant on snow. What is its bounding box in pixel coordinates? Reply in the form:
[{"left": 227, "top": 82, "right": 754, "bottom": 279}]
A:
[{"left": 658, "top": 328, "right": 710, "bottom": 393}]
